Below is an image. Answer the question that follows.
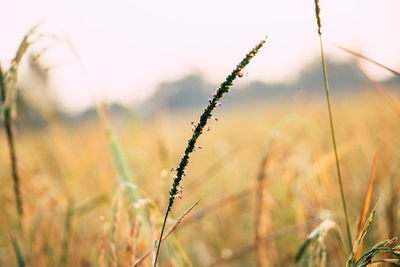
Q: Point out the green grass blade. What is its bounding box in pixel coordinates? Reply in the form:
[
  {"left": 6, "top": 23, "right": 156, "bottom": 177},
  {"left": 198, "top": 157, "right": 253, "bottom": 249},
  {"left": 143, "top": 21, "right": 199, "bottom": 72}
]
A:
[
  {"left": 59, "top": 201, "right": 74, "bottom": 267},
  {"left": 11, "top": 234, "right": 25, "bottom": 267},
  {"left": 346, "top": 200, "right": 380, "bottom": 266},
  {"left": 95, "top": 104, "right": 149, "bottom": 238}
]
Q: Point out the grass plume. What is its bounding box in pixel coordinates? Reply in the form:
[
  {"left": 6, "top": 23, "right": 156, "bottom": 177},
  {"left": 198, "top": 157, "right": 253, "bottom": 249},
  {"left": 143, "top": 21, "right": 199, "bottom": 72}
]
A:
[
  {"left": 153, "top": 37, "right": 267, "bottom": 266},
  {"left": 313, "top": 0, "right": 352, "bottom": 250}
]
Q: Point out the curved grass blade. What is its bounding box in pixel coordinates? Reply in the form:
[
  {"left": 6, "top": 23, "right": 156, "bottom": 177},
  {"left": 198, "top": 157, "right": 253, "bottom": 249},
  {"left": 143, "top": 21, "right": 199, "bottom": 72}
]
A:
[
  {"left": 347, "top": 200, "right": 380, "bottom": 267},
  {"left": 335, "top": 45, "right": 400, "bottom": 76},
  {"left": 353, "top": 142, "right": 379, "bottom": 260},
  {"left": 11, "top": 234, "right": 25, "bottom": 267},
  {"left": 295, "top": 220, "right": 347, "bottom": 266},
  {"left": 96, "top": 104, "right": 149, "bottom": 238}
]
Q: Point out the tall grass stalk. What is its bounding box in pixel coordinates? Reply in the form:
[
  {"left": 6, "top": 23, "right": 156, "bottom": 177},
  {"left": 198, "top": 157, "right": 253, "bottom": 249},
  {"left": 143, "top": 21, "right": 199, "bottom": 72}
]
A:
[
  {"left": 95, "top": 104, "right": 149, "bottom": 239},
  {"left": 313, "top": 0, "right": 352, "bottom": 250},
  {"left": 153, "top": 37, "right": 267, "bottom": 266},
  {"left": 11, "top": 234, "right": 25, "bottom": 267},
  {"left": 0, "top": 25, "right": 41, "bottom": 219},
  {"left": 254, "top": 119, "right": 291, "bottom": 266},
  {"left": 0, "top": 64, "right": 23, "bottom": 218},
  {"left": 59, "top": 201, "right": 73, "bottom": 267}
]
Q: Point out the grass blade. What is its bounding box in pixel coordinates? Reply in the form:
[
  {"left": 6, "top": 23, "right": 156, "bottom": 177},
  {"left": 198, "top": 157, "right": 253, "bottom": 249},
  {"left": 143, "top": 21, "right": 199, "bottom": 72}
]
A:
[
  {"left": 335, "top": 45, "right": 400, "bottom": 76},
  {"left": 353, "top": 142, "right": 379, "bottom": 260},
  {"left": 208, "top": 220, "right": 318, "bottom": 267},
  {"left": 295, "top": 220, "right": 347, "bottom": 266},
  {"left": 1, "top": 24, "right": 42, "bottom": 219},
  {"left": 183, "top": 185, "right": 255, "bottom": 226},
  {"left": 347, "top": 200, "right": 380, "bottom": 267},
  {"left": 103, "top": 183, "right": 131, "bottom": 267},
  {"left": 1, "top": 63, "right": 24, "bottom": 219},
  {"left": 357, "top": 66, "right": 400, "bottom": 118},
  {"left": 10, "top": 234, "right": 25, "bottom": 267},
  {"left": 96, "top": 104, "right": 149, "bottom": 238},
  {"left": 59, "top": 201, "right": 73, "bottom": 267}
]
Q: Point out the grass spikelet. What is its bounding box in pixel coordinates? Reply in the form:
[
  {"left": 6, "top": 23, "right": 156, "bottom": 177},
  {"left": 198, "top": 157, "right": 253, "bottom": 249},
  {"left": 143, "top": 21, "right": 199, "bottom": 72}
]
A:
[
  {"left": 314, "top": 0, "right": 322, "bottom": 35},
  {"left": 295, "top": 220, "right": 346, "bottom": 266},
  {"left": 313, "top": 0, "right": 352, "bottom": 250},
  {"left": 153, "top": 37, "right": 267, "bottom": 266},
  {"left": 2, "top": 25, "right": 40, "bottom": 115}
]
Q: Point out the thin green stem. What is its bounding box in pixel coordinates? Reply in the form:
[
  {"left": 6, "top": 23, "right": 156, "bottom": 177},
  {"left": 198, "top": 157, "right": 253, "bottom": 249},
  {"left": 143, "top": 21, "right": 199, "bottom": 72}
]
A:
[
  {"left": 318, "top": 34, "right": 352, "bottom": 251},
  {"left": 313, "top": 0, "right": 352, "bottom": 251},
  {"left": 153, "top": 38, "right": 267, "bottom": 266}
]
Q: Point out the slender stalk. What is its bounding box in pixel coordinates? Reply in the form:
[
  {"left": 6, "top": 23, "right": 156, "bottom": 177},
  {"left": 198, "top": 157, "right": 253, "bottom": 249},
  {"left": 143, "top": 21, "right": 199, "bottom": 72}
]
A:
[
  {"left": 0, "top": 65, "right": 23, "bottom": 217},
  {"left": 313, "top": 0, "right": 352, "bottom": 250},
  {"left": 132, "top": 200, "right": 199, "bottom": 267},
  {"left": 59, "top": 201, "right": 74, "bottom": 267},
  {"left": 153, "top": 38, "right": 267, "bottom": 266}
]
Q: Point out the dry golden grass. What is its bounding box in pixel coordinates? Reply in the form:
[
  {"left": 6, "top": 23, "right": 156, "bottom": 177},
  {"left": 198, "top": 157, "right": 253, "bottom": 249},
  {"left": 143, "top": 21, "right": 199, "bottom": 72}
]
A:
[{"left": 1, "top": 90, "right": 400, "bottom": 266}]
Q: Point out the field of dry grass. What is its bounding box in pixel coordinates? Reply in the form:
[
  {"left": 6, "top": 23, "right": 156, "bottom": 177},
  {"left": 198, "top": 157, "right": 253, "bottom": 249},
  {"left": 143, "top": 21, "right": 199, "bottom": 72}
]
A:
[
  {"left": 1, "top": 90, "right": 399, "bottom": 266},
  {"left": 1, "top": 2, "right": 400, "bottom": 265}
]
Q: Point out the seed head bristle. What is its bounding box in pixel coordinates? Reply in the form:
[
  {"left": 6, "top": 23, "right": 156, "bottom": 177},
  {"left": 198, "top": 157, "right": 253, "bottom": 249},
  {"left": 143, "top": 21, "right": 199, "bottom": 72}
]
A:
[{"left": 314, "top": 0, "right": 322, "bottom": 35}]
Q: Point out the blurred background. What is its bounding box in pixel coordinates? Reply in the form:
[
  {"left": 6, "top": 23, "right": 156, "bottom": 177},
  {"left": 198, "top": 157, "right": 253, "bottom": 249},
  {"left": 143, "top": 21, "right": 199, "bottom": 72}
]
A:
[
  {"left": 0, "top": 0, "right": 399, "bottom": 114},
  {"left": 1, "top": 1, "right": 400, "bottom": 266}
]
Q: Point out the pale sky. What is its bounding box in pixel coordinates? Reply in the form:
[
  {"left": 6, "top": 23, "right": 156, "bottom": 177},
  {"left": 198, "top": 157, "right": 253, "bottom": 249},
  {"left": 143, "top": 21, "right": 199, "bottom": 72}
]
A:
[{"left": 1, "top": 0, "right": 399, "bottom": 111}]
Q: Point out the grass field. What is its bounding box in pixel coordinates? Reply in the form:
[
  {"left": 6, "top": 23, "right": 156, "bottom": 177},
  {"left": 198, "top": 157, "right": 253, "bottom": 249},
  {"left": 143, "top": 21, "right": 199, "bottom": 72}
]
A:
[
  {"left": 1, "top": 90, "right": 399, "bottom": 266},
  {"left": 1, "top": 2, "right": 400, "bottom": 265}
]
